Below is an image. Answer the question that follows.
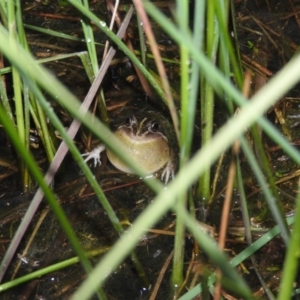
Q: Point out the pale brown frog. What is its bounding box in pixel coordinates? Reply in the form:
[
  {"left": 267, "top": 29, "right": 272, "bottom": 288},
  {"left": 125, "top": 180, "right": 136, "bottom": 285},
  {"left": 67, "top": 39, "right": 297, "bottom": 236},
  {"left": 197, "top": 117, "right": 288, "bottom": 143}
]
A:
[{"left": 82, "top": 109, "right": 177, "bottom": 183}]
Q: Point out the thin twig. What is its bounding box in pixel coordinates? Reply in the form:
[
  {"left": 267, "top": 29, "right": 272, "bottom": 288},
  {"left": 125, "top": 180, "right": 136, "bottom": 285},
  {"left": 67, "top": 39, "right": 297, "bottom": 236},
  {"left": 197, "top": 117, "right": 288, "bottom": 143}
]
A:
[
  {"left": 106, "top": 0, "right": 156, "bottom": 100},
  {"left": 149, "top": 250, "right": 174, "bottom": 300},
  {"left": 102, "top": 0, "right": 119, "bottom": 59},
  {"left": 132, "top": 0, "right": 180, "bottom": 141}
]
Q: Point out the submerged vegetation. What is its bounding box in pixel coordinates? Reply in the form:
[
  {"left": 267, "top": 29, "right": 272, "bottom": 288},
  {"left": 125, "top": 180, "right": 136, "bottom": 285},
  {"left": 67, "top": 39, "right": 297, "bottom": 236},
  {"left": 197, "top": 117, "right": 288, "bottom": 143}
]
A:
[{"left": 0, "top": 0, "right": 300, "bottom": 299}]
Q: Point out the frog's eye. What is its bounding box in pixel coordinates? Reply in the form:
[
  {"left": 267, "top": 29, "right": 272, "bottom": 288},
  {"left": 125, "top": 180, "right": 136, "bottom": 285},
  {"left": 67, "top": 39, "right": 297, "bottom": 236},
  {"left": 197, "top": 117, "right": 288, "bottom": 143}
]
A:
[
  {"left": 149, "top": 121, "right": 160, "bottom": 132},
  {"left": 126, "top": 115, "right": 137, "bottom": 127}
]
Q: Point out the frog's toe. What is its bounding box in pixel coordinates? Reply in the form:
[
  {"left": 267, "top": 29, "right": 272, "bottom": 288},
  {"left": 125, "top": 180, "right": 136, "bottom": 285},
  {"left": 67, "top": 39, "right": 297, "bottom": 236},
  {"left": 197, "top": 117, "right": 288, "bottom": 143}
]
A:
[{"left": 161, "top": 161, "right": 175, "bottom": 184}]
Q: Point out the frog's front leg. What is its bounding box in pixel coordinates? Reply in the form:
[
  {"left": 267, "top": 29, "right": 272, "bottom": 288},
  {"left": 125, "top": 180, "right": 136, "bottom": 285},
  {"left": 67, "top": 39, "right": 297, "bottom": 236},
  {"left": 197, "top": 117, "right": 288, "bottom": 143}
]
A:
[{"left": 82, "top": 144, "right": 106, "bottom": 167}]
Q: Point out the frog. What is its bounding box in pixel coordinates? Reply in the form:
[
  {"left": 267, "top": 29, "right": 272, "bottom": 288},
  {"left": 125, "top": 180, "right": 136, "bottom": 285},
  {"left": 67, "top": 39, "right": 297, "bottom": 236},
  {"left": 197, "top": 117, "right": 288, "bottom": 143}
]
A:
[{"left": 82, "top": 106, "right": 178, "bottom": 184}]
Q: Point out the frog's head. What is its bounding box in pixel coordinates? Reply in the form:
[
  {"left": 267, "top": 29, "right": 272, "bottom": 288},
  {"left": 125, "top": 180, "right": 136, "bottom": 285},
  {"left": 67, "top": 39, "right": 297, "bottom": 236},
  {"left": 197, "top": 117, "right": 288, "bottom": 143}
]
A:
[{"left": 117, "top": 115, "right": 167, "bottom": 141}]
